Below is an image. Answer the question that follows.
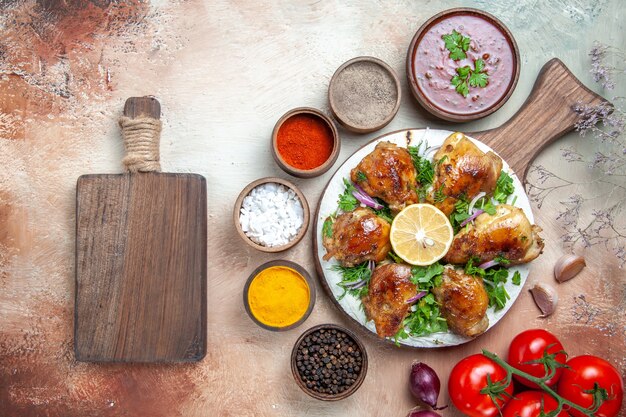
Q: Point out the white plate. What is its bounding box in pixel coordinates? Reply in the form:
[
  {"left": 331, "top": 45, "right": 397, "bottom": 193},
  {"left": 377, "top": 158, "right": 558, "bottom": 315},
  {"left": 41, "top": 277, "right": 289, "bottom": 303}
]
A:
[{"left": 314, "top": 128, "right": 533, "bottom": 348}]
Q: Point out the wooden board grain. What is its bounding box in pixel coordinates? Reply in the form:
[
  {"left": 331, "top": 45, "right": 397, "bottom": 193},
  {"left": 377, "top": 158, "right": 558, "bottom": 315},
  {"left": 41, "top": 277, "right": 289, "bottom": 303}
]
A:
[
  {"left": 472, "top": 59, "right": 609, "bottom": 180},
  {"left": 75, "top": 173, "right": 207, "bottom": 362},
  {"left": 74, "top": 96, "right": 207, "bottom": 363}
]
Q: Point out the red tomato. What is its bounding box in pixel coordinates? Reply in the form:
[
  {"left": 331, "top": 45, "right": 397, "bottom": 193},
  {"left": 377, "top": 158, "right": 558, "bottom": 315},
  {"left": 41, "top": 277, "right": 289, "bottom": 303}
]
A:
[
  {"left": 557, "top": 355, "right": 624, "bottom": 417},
  {"left": 507, "top": 329, "right": 566, "bottom": 388},
  {"left": 449, "top": 354, "right": 514, "bottom": 417},
  {"left": 502, "top": 391, "right": 568, "bottom": 417}
]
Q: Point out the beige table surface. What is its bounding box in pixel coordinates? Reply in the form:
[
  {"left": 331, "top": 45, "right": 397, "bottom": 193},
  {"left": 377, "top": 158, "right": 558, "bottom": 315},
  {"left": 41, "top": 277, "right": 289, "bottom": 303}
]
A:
[{"left": 0, "top": 1, "right": 624, "bottom": 416}]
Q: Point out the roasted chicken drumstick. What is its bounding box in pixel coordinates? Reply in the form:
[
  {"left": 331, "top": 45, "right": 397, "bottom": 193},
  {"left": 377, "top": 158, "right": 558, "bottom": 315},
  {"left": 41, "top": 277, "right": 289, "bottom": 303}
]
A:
[
  {"left": 351, "top": 141, "right": 418, "bottom": 213},
  {"left": 322, "top": 207, "right": 391, "bottom": 267},
  {"left": 362, "top": 263, "right": 417, "bottom": 338},
  {"left": 444, "top": 204, "right": 544, "bottom": 265},
  {"left": 428, "top": 132, "right": 503, "bottom": 216},
  {"left": 432, "top": 267, "right": 489, "bottom": 337}
]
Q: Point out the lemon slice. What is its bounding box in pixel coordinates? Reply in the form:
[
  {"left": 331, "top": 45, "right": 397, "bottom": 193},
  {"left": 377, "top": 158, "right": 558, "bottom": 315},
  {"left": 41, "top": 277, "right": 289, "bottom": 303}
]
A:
[{"left": 390, "top": 204, "right": 453, "bottom": 266}]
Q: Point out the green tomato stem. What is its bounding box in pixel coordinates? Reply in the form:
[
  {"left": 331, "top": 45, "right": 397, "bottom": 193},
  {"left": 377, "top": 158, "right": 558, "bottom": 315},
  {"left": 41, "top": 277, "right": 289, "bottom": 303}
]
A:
[{"left": 481, "top": 350, "right": 601, "bottom": 417}]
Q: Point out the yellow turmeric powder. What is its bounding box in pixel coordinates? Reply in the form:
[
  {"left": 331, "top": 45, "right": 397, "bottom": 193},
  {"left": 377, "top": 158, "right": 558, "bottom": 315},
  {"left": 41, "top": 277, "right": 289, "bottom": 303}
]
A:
[{"left": 248, "top": 266, "right": 310, "bottom": 327}]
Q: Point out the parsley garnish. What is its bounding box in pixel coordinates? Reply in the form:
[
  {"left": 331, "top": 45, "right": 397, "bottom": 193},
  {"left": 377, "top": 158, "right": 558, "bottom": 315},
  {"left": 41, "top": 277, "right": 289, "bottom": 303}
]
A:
[
  {"left": 332, "top": 262, "right": 372, "bottom": 300},
  {"left": 464, "top": 257, "right": 515, "bottom": 311},
  {"left": 322, "top": 216, "right": 334, "bottom": 238},
  {"left": 410, "top": 263, "right": 444, "bottom": 291},
  {"left": 388, "top": 250, "right": 403, "bottom": 263},
  {"left": 433, "top": 184, "right": 446, "bottom": 203},
  {"left": 442, "top": 29, "right": 471, "bottom": 61},
  {"left": 451, "top": 58, "right": 489, "bottom": 98},
  {"left": 373, "top": 201, "right": 393, "bottom": 223},
  {"left": 395, "top": 294, "right": 448, "bottom": 343},
  {"left": 408, "top": 142, "right": 435, "bottom": 201},
  {"left": 512, "top": 271, "right": 521, "bottom": 285},
  {"left": 356, "top": 171, "right": 367, "bottom": 183},
  {"left": 494, "top": 171, "right": 515, "bottom": 203},
  {"left": 394, "top": 263, "right": 447, "bottom": 343},
  {"left": 337, "top": 178, "right": 358, "bottom": 212}
]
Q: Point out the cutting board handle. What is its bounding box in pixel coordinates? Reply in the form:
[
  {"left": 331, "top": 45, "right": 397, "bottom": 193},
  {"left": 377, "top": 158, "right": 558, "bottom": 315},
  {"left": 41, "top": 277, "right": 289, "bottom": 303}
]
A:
[
  {"left": 471, "top": 58, "right": 610, "bottom": 181},
  {"left": 120, "top": 96, "right": 162, "bottom": 173}
]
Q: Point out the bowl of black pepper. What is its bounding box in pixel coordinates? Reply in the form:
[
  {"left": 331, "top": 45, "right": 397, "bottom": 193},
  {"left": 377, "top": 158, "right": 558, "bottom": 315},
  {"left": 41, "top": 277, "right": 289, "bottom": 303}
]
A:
[{"left": 291, "top": 323, "right": 368, "bottom": 401}]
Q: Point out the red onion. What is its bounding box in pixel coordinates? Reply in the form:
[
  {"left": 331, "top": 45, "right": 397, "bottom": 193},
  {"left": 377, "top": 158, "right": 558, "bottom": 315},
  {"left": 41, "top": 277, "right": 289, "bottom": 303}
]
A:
[
  {"left": 459, "top": 209, "right": 484, "bottom": 228},
  {"left": 468, "top": 191, "right": 486, "bottom": 214},
  {"left": 344, "top": 279, "right": 367, "bottom": 289},
  {"left": 352, "top": 183, "right": 383, "bottom": 210},
  {"left": 478, "top": 259, "right": 499, "bottom": 269},
  {"left": 409, "top": 362, "right": 446, "bottom": 410},
  {"left": 406, "top": 291, "right": 427, "bottom": 304},
  {"left": 368, "top": 260, "right": 376, "bottom": 273},
  {"left": 407, "top": 410, "right": 442, "bottom": 417}
]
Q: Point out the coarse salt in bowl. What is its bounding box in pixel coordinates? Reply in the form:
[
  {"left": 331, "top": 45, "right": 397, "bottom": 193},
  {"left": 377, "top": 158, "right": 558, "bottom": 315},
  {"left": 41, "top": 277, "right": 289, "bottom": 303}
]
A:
[{"left": 234, "top": 177, "right": 310, "bottom": 252}]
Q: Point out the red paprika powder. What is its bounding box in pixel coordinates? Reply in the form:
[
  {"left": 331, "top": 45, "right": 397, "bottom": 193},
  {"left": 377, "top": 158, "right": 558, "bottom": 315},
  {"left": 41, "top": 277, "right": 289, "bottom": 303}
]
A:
[{"left": 276, "top": 114, "right": 334, "bottom": 170}]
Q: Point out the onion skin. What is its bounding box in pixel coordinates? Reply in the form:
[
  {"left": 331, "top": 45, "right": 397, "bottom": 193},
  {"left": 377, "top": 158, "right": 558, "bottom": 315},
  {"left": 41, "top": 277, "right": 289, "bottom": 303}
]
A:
[
  {"left": 409, "top": 362, "right": 445, "bottom": 410},
  {"left": 407, "top": 410, "right": 442, "bottom": 417}
]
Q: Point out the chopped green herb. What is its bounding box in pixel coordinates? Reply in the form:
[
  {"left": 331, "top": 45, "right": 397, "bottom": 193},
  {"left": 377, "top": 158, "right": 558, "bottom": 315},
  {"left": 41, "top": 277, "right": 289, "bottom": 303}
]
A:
[
  {"left": 464, "top": 257, "right": 513, "bottom": 311},
  {"left": 396, "top": 294, "right": 448, "bottom": 341},
  {"left": 436, "top": 155, "right": 448, "bottom": 166},
  {"left": 338, "top": 178, "right": 358, "bottom": 212},
  {"left": 451, "top": 59, "right": 490, "bottom": 98},
  {"left": 512, "top": 271, "right": 521, "bottom": 285},
  {"left": 433, "top": 184, "right": 446, "bottom": 203},
  {"left": 411, "top": 263, "right": 444, "bottom": 291},
  {"left": 331, "top": 262, "right": 372, "bottom": 300},
  {"left": 374, "top": 201, "right": 393, "bottom": 223},
  {"left": 494, "top": 171, "right": 515, "bottom": 203},
  {"left": 356, "top": 171, "right": 367, "bottom": 183},
  {"left": 388, "top": 251, "right": 403, "bottom": 263},
  {"left": 442, "top": 29, "right": 471, "bottom": 61},
  {"left": 494, "top": 255, "right": 511, "bottom": 265},
  {"left": 322, "top": 217, "right": 334, "bottom": 238},
  {"left": 408, "top": 142, "right": 436, "bottom": 201}
]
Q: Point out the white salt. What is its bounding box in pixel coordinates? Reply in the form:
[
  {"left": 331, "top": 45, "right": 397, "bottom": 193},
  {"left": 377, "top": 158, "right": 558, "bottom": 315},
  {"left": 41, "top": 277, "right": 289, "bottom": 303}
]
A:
[{"left": 239, "top": 182, "right": 304, "bottom": 247}]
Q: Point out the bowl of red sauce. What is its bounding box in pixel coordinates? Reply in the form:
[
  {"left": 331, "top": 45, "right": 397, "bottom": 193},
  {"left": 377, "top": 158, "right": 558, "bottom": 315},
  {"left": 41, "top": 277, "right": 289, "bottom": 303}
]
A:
[
  {"left": 407, "top": 8, "right": 520, "bottom": 122},
  {"left": 272, "top": 108, "right": 340, "bottom": 178}
]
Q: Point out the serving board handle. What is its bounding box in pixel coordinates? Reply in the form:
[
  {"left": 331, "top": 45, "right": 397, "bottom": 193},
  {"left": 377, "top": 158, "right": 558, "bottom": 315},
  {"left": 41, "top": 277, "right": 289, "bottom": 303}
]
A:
[{"left": 471, "top": 58, "right": 609, "bottom": 181}]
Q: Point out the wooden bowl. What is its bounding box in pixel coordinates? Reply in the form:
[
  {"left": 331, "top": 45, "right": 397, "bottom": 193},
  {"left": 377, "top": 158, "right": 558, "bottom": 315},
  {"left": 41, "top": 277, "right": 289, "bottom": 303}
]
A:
[
  {"left": 233, "top": 177, "right": 310, "bottom": 252},
  {"left": 271, "top": 107, "right": 340, "bottom": 178},
  {"left": 406, "top": 8, "right": 520, "bottom": 122},
  {"left": 291, "top": 323, "right": 368, "bottom": 401},
  {"left": 243, "top": 260, "right": 316, "bottom": 331},
  {"left": 328, "top": 56, "right": 401, "bottom": 133}
]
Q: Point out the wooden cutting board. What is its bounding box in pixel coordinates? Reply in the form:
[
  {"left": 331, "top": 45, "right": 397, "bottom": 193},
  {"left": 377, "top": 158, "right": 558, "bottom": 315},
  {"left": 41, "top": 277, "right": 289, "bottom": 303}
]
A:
[{"left": 75, "top": 97, "right": 207, "bottom": 363}]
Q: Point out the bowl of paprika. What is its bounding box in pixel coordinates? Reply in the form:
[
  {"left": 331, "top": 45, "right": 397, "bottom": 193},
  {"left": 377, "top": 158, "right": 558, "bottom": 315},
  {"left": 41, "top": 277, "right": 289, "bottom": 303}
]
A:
[{"left": 271, "top": 107, "right": 340, "bottom": 178}]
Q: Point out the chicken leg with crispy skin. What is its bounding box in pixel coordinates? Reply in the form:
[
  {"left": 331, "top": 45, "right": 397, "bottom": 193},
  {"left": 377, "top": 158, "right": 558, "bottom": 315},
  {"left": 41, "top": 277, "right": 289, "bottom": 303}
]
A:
[
  {"left": 428, "top": 132, "right": 503, "bottom": 216},
  {"left": 362, "top": 263, "right": 417, "bottom": 338},
  {"left": 432, "top": 267, "right": 489, "bottom": 337},
  {"left": 322, "top": 207, "right": 391, "bottom": 267},
  {"left": 351, "top": 141, "right": 418, "bottom": 214},
  {"left": 444, "top": 204, "right": 544, "bottom": 265}
]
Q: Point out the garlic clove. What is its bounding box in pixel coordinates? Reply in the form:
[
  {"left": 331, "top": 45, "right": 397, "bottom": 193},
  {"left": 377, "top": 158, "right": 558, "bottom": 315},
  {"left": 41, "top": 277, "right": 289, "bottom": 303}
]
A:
[
  {"left": 529, "top": 283, "right": 558, "bottom": 317},
  {"left": 554, "top": 254, "right": 586, "bottom": 283}
]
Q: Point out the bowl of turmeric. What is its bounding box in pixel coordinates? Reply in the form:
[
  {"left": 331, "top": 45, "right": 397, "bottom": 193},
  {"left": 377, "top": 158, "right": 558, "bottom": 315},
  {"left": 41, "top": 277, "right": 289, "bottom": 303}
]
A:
[
  {"left": 243, "top": 260, "right": 316, "bottom": 331},
  {"left": 271, "top": 107, "right": 340, "bottom": 178}
]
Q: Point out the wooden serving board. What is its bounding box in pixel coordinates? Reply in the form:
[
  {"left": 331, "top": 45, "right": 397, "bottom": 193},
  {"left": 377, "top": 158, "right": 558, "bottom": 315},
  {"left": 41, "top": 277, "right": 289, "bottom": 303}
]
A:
[
  {"left": 75, "top": 97, "right": 207, "bottom": 362},
  {"left": 313, "top": 59, "right": 609, "bottom": 345}
]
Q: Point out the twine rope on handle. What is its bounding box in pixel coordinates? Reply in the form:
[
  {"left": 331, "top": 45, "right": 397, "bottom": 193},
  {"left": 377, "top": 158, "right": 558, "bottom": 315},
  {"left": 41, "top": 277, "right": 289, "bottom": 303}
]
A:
[{"left": 119, "top": 116, "right": 162, "bottom": 173}]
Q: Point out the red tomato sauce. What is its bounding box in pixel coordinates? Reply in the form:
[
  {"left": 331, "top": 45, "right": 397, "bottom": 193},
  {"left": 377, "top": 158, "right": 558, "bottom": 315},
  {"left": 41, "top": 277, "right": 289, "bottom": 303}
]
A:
[{"left": 412, "top": 14, "right": 515, "bottom": 115}]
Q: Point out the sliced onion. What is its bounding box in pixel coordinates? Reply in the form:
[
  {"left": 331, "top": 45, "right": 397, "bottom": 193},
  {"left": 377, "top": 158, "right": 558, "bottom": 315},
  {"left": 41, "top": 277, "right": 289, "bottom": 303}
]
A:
[
  {"left": 424, "top": 145, "right": 441, "bottom": 160},
  {"left": 368, "top": 260, "right": 376, "bottom": 273},
  {"left": 459, "top": 209, "right": 484, "bottom": 228},
  {"left": 406, "top": 291, "right": 427, "bottom": 304},
  {"left": 468, "top": 191, "right": 486, "bottom": 214},
  {"left": 352, "top": 184, "right": 383, "bottom": 210},
  {"left": 345, "top": 279, "right": 367, "bottom": 289},
  {"left": 478, "top": 260, "right": 499, "bottom": 269}
]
